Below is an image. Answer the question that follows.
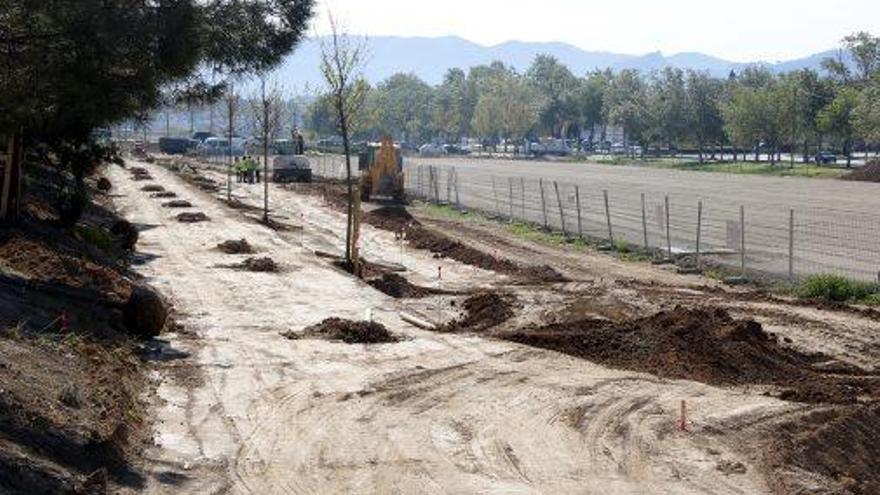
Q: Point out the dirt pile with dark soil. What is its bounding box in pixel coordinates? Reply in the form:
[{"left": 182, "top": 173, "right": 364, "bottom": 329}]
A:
[
  {"left": 177, "top": 212, "right": 209, "bottom": 223},
  {"left": 140, "top": 184, "right": 165, "bottom": 193},
  {"left": 283, "top": 318, "right": 399, "bottom": 344},
  {"left": 158, "top": 159, "right": 221, "bottom": 193},
  {"left": 504, "top": 307, "right": 877, "bottom": 404},
  {"left": 97, "top": 177, "right": 112, "bottom": 192},
  {"left": 110, "top": 220, "right": 139, "bottom": 251},
  {"left": 128, "top": 167, "right": 152, "bottom": 182},
  {"left": 366, "top": 273, "right": 452, "bottom": 299},
  {"left": 440, "top": 292, "right": 516, "bottom": 332},
  {"left": 162, "top": 200, "right": 193, "bottom": 208},
  {"left": 334, "top": 258, "right": 393, "bottom": 279},
  {"left": 363, "top": 207, "right": 567, "bottom": 284},
  {"left": 764, "top": 403, "right": 880, "bottom": 495},
  {"left": 0, "top": 236, "right": 132, "bottom": 303},
  {"left": 217, "top": 239, "right": 254, "bottom": 255},
  {"left": 226, "top": 257, "right": 279, "bottom": 273},
  {"left": 150, "top": 191, "right": 177, "bottom": 199},
  {"left": 843, "top": 160, "right": 880, "bottom": 182}
]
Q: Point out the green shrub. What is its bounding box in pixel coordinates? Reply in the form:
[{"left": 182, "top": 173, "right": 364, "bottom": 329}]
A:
[
  {"left": 75, "top": 225, "right": 113, "bottom": 251},
  {"left": 796, "top": 274, "right": 880, "bottom": 303}
]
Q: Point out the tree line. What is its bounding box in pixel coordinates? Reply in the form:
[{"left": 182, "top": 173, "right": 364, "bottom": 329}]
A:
[
  {"left": 0, "top": 0, "right": 315, "bottom": 223},
  {"left": 309, "top": 32, "right": 880, "bottom": 167}
]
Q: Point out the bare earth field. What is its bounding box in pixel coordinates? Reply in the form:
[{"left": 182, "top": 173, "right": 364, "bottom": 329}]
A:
[
  {"left": 407, "top": 156, "right": 880, "bottom": 281},
  {"left": 110, "top": 159, "right": 880, "bottom": 494}
]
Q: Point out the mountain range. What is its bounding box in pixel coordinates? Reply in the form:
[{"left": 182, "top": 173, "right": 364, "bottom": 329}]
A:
[{"left": 263, "top": 36, "right": 842, "bottom": 91}]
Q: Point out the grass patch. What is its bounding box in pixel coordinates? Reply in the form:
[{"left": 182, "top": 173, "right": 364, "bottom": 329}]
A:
[
  {"left": 652, "top": 161, "right": 849, "bottom": 179},
  {"left": 75, "top": 225, "right": 114, "bottom": 251},
  {"left": 794, "top": 274, "right": 880, "bottom": 304}
]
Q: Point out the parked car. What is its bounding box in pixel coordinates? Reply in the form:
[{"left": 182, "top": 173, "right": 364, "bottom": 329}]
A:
[
  {"left": 191, "top": 131, "right": 214, "bottom": 143},
  {"left": 814, "top": 151, "right": 838, "bottom": 164},
  {"left": 199, "top": 137, "right": 246, "bottom": 157},
  {"left": 443, "top": 144, "right": 470, "bottom": 155},
  {"left": 418, "top": 143, "right": 447, "bottom": 157},
  {"left": 158, "top": 137, "right": 196, "bottom": 155}
]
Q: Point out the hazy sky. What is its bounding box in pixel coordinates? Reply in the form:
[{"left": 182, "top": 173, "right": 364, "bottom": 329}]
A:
[{"left": 313, "top": 0, "right": 878, "bottom": 62}]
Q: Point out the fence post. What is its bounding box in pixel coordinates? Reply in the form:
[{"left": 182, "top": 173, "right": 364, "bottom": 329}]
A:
[
  {"left": 454, "top": 169, "right": 461, "bottom": 211},
  {"left": 492, "top": 175, "right": 500, "bottom": 216},
  {"left": 575, "top": 185, "right": 583, "bottom": 238},
  {"left": 665, "top": 195, "right": 672, "bottom": 260},
  {"left": 603, "top": 190, "right": 613, "bottom": 245},
  {"left": 433, "top": 166, "right": 440, "bottom": 204},
  {"left": 508, "top": 177, "right": 514, "bottom": 223},
  {"left": 520, "top": 177, "right": 526, "bottom": 220},
  {"left": 789, "top": 209, "right": 795, "bottom": 280},
  {"left": 447, "top": 167, "right": 453, "bottom": 203},
  {"left": 539, "top": 179, "right": 548, "bottom": 229},
  {"left": 695, "top": 200, "right": 703, "bottom": 270},
  {"left": 554, "top": 181, "right": 566, "bottom": 236},
  {"left": 641, "top": 192, "right": 648, "bottom": 249},
  {"left": 740, "top": 205, "right": 746, "bottom": 277}
]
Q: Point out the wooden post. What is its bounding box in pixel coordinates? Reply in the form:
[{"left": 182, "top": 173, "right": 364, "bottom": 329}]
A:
[
  {"left": 696, "top": 200, "right": 703, "bottom": 269},
  {"left": 641, "top": 192, "right": 649, "bottom": 249},
  {"left": 603, "top": 189, "right": 613, "bottom": 245},
  {"left": 508, "top": 177, "right": 514, "bottom": 223},
  {"left": 433, "top": 166, "right": 440, "bottom": 204},
  {"left": 554, "top": 181, "right": 566, "bottom": 236},
  {"left": 539, "top": 179, "right": 548, "bottom": 229},
  {"left": 740, "top": 205, "right": 746, "bottom": 276},
  {"left": 0, "top": 134, "right": 14, "bottom": 220},
  {"left": 418, "top": 165, "right": 423, "bottom": 198},
  {"left": 575, "top": 185, "right": 583, "bottom": 238},
  {"left": 446, "top": 167, "right": 453, "bottom": 203},
  {"left": 665, "top": 195, "right": 672, "bottom": 260},
  {"left": 520, "top": 177, "right": 526, "bottom": 220},
  {"left": 789, "top": 209, "right": 795, "bottom": 280},
  {"left": 492, "top": 175, "right": 500, "bottom": 216},
  {"left": 454, "top": 169, "right": 461, "bottom": 212}
]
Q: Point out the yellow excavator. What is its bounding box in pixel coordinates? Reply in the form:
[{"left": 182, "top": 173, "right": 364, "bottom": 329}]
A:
[{"left": 358, "top": 136, "right": 405, "bottom": 202}]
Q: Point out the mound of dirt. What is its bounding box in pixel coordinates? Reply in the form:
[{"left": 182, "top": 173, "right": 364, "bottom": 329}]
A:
[
  {"left": 217, "top": 239, "right": 254, "bottom": 255},
  {"left": 363, "top": 207, "right": 566, "bottom": 284},
  {"left": 366, "top": 273, "right": 451, "bottom": 299},
  {"left": 843, "top": 160, "right": 880, "bottom": 182},
  {"left": 140, "top": 184, "right": 164, "bottom": 193},
  {"left": 767, "top": 404, "right": 880, "bottom": 495},
  {"left": 440, "top": 292, "right": 516, "bottom": 332},
  {"left": 129, "top": 168, "right": 152, "bottom": 182},
  {"left": 0, "top": 237, "right": 131, "bottom": 302},
  {"left": 97, "top": 177, "right": 112, "bottom": 192},
  {"left": 150, "top": 191, "right": 177, "bottom": 199},
  {"left": 236, "top": 257, "right": 278, "bottom": 272},
  {"left": 177, "top": 212, "right": 209, "bottom": 223},
  {"left": 162, "top": 200, "right": 192, "bottom": 208},
  {"left": 285, "top": 318, "right": 399, "bottom": 344},
  {"left": 122, "top": 284, "right": 168, "bottom": 339},
  {"left": 504, "top": 307, "right": 876, "bottom": 404}
]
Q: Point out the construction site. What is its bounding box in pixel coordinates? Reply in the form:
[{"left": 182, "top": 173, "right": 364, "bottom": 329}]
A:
[
  {"left": 1, "top": 136, "right": 877, "bottom": 493},
  {"left": 3, "top": 2, "right": 880, "bottom": 494}
]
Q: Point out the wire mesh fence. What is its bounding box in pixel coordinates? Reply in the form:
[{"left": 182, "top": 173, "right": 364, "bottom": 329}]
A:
[{"left": 309, "top": 155, "right": 880, "bottom": 283}]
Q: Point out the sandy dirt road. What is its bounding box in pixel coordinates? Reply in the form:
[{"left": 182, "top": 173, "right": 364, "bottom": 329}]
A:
[{"left": 111, "top": 161, "right": 808, "bottom": 494}]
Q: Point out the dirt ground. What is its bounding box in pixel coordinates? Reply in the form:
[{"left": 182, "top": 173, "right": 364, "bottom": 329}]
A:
[{"left": 113, "top": 159, "right": 880, "bottom": 494}]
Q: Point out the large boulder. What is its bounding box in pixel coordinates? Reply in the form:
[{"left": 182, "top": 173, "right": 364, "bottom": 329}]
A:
[
  {"left": 110, "top": 220, "right": 139, "bottom": 250},
  {"left": 122, "top": 284, "right": 168, "bottom": 339}
]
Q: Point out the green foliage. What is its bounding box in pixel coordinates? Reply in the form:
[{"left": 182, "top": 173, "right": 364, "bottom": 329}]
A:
[
  {"left": 795, "top": 274, "right": 880, "bottom": 304},
  {"left": 75, "top": 225, "right": 114, "bottom": 251}
]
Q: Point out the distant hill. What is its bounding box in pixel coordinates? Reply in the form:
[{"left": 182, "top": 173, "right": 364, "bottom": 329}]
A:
[{"left": 257, "top": 36, "right": 840, "bottom": 91}]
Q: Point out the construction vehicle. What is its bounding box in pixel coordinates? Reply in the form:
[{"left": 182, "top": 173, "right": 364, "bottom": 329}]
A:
[{"left": 358, "top": 136, "right": 405, "bottom": 202}]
